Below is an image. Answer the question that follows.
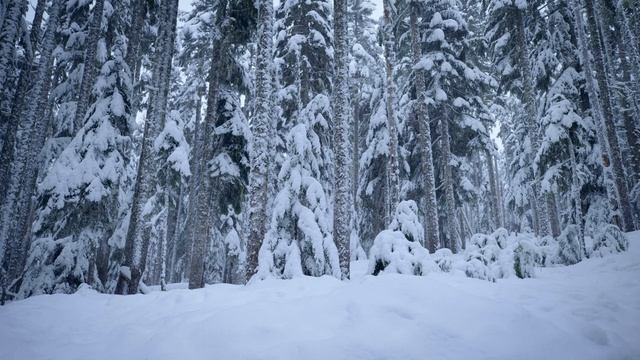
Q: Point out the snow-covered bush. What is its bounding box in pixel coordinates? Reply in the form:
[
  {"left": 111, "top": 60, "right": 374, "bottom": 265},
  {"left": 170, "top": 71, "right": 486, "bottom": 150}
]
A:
[
  {"left": 557, "top": 225, "right": 583, "bottom": 265},
  {"left": 433, "top": 248, "right": 453, "bottom": 272},
  {"left": 460, "top": 228, "right": 516, "bottom": 281},
  {"left": 513, "top": 240, "right": 537, "bottom": 278},
  {"left": 536, "top": 235, "right": 560, "bottom": 266},
  {"left": 368, "top": 201, "right": 435, "bottom": 276},
  {"left": 591, "top": 225, "right": 629, "bottom": 258}
]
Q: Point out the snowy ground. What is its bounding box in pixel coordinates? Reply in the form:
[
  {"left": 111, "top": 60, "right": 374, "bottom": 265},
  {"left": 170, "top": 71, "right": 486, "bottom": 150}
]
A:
[{"left": 1, "top": 233, "right": 639, "bottom": 360}]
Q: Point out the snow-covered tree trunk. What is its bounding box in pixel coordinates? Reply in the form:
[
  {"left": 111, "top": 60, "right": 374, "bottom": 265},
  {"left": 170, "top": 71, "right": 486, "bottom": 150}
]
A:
[
  {"left": 545, "top": 193, "right": 561, "bottom": 237},
  {"left": 126, "top": 0, "right": 145, "bottom": 85},
  {"left": 246, "top": 0, "right": 274, "bottom": 281},
  {"left": 333, "top": 0, "right": 351, "bottom": 279},
  {"left": 486, "top": 150, "right": 503, "bottom": 229},
  {"left": 568, "top": 136, "right": 585, "bottom": 254},
  {"left": 72, "top": 0, "right": 105, "bottom": 132},
  {"left": 0, "top": 0, "right": 23, "bottom": 94},
  {"left": 0, "top": 0, "right": 63, "bottom": 285},
  {"left": 116, "top": 0, "right": 180, "bottom": 295},
  {"left": 410, "top": 7, "right": 439, "bottom": 252},
  {"left": 188, "top": 0, "right": 230, "bottom": 289},
  {"left": 513, "top": 9, "right": 552, "bottom": 237},
  {"left": 381, "top": 0, "right": 400, "bottom": 221},
  {"left": 439, "top": 111, "right": 461, "bottom": 252},
  {"left": 582, "top": 0, "right": 635, "bottom": 231}
]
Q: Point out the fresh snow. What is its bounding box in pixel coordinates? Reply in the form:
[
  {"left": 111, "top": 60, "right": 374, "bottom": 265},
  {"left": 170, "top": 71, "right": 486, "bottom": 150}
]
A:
[{"left": 1, "top": 232, "right": 639, "bottom": 360}]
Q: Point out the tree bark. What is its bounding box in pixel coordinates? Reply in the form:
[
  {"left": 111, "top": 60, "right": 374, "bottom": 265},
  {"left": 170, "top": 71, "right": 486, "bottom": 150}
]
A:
[
  {"left": 381, "top": 0, "right": 401, "bottom": 222},
  {"left": 72, "top": 0, "right": 105, "bottom": 132},
  {"left": 333, "top": 0, "right": 351, "bottom": 279},
  {"left": 411, "top": 6, "right": 440, "bottom": 252},
  {"left": 245, "top": 0, "right": 274, "bottom": 281}
]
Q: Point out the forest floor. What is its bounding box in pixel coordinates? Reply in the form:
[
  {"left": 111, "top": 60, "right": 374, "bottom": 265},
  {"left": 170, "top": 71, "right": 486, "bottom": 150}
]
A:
[{"left": 1, "top": 232, "right": 639, "bottom": 360}]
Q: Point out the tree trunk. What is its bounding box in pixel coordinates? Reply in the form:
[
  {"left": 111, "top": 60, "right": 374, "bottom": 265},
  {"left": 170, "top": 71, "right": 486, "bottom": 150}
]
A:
[
  {"left": 333, "top": 0, "right": 351, "bottom": 279},
  {"left": 411, "top": 5, "right": 440, "bottom": 252},
  {"left": 486, "top": 150, "right": 503, "bottom": 230},
  {"left": 381, "top": 0, "right": 401, "bottom": 221},
  {"left": 439, "top": 112, "right": 461, "bottom": 252},
  {"left": 116, "top": 0, "right": 180, "bottom": 294},
  {"left": 245, "top": 0, "right": 274, "bottom": 281},
  {"left": 0, "top": 0, "right": 63, "bottom": 285},
  {"left": 582, "top": 0, "right": 635, "bottom": 231},
  {"left": 72, "top": 0, "right": 105, "bottom": 132}
]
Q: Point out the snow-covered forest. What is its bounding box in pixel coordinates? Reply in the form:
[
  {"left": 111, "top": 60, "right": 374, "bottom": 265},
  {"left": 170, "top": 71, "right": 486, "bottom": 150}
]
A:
[{"left": 0, "top": 0, "right": 639, "bottom": 357}]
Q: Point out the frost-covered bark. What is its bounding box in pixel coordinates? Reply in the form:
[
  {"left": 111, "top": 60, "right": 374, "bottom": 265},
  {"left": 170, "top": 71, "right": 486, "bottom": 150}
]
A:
[
  {"left": 410, "top": 6, "right": 439, "bottom": 253},
  {"left": 245, "top": 0, "right": 275, "bottom": 280},
  {"left": 333, "top": 0, "right": 352, "bottom": 279},
  {"left": 116, "top": 0, "right": 180, "bottom": 295},
  {"left": 0, "top": 0, "right": 23, "bottom": 95},
  {"left": 381, "top": 0, "right": 400, "bottom": 220},
  {"left": 72, "top": 0, "right": 105, "bottom": 132},
  {"left": 0, "top": 0, "right": 63, "bottom": 287},
  {"left": 439, "top": 111, "right": 461, "bottom": 253},
  {"left": 577, "top": 0, "right": 635, "bottom": 231},
  {"left": 486, "top": 150, "right": 503, "bottom": 230}
]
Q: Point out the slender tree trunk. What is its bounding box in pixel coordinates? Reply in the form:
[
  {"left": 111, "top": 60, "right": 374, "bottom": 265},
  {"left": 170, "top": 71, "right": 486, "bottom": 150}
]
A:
[
  {"left": 411, "top": 6, "right": 440, "bottom": 252},
  {"left": 0, "top": 0, "right": 63, "bottom": 285},
  {"left": 545, "top": 193, "right": 561, "bottom": 237},
  {"left": 116, "top": 0, "right": 180, "bottom": 294},
  {"left": 381, "top": 0, "right": 401, "bottom": 221},
  {"left": 333, "top": 0, "right": 351, "bottom": 279},
  {"left": 72, "top": 0, "right": 105, "bottom": 132},
  {"left": 0, "top": 0, "right": 24, "bottom": 93},
  {"left": 568, "top": 136, "right": 585, "bottom": 254},
  {"left": 188, "top": 0, "right": 231, "bottom": 289},
  {"left": 486, "top": 150, "right": 503, "bottom": 230},
  {"left": 245, "top": 0, "right": 274, "bottom": 281},
  {"left": 439, "top": 111, "right": 461, "bottom": 252},
  {"left": 582, "top": 0, "right": 635, "bottom": 231}
]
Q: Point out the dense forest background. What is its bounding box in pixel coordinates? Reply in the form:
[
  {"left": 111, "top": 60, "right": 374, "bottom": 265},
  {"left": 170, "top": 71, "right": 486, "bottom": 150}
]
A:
[{"left": 0, "top": 0, "right": 638, "bottom": 301}]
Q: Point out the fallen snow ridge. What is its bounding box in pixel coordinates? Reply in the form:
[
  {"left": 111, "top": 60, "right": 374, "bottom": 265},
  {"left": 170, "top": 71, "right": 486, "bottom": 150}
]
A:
[{"left": 1, "top": 232, "right": 640, "bottom": 360}]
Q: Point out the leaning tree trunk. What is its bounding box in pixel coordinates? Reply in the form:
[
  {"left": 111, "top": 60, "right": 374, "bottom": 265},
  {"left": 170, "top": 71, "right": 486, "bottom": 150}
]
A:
[
  {"left": 411, "top": 6, "right": 440, "bottom": 252},
  {"left": 582, "top": 0, "right": 635, "bottom": 231},
  {"left": 72, "top": 0, "right": 105, "bottom": 132},
  {"left": 245, "top": 0, "right": 274, "bottom": 281},
  {"left": 381, "top": 0, "right": 401, "bottom": 222},
  {"left": 116, "top": 0, "right": 180, "bottom": 295},
  {"left": 333, "top": 0, "right": 351, "bottom": 279}
]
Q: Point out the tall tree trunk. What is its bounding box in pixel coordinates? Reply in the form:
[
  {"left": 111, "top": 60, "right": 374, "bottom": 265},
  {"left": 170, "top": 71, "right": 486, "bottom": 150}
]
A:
[
  {"left": 0, "top": 0, "right": 63, "bottom": 286},
  {"left": 545, "top": 193, "right": 561, "bottom": 237},
  {"left": 582, "top": 0, "right": 635, "bottom": 231},
  {"left": 514, "top": 9, "right": 552, "bottom": 237},
  {"left": 381, "top": 0, "right": 401, "bottom": 222},
  {"left": 116, "top": 0, "right": 180, "bottom": 295},
  {"left": 411, "top": 6, "right": 440, "bottom": 252},
  {"left": 0, "top": 0, "right": 23, "bottom": 93},
  {"left": 72, "top": 0, "right": 105, "bottom": 132},
  {"left": 245, "top": 0, "right": 274, "bottom": 281},
  {"left": 333, "top": 0, "right": 351, "bottom": 279},
  {"left": 486, "top": 150, "right": 503, "bottom": 229},
  {"left": 439, "top": 112, "right": 461, "bottom": 252},
  {"left": 188, "top": 0, "right": 230, "bottom": 289},
  {"left": 568, "top": 136, "right": 585, "bottom": 254}
]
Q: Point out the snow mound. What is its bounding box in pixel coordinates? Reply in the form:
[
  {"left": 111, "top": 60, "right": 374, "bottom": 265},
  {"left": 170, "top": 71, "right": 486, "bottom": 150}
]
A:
[{"left": 0, "top": 231, "right": 639, "bottom": 360}]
